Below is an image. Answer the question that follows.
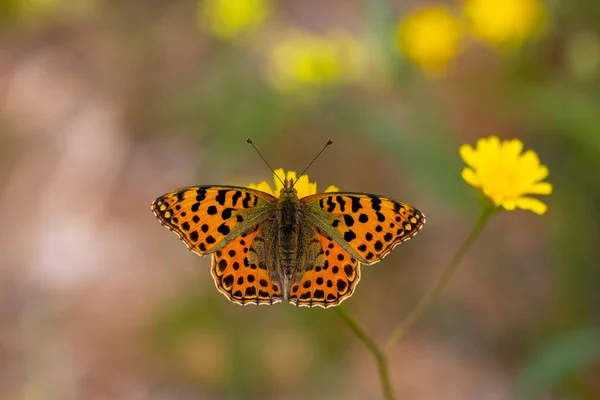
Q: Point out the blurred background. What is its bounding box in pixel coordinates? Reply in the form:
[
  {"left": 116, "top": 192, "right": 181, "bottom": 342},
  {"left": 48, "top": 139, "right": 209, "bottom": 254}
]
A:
[{"left": 1, "top": 0, "right": 599, "bottom": 399}]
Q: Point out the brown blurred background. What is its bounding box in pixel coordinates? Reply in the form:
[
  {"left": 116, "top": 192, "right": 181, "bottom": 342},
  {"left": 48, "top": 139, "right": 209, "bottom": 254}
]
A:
[{"left": 1, "top": 0, "right": 599, "bottom": 399}]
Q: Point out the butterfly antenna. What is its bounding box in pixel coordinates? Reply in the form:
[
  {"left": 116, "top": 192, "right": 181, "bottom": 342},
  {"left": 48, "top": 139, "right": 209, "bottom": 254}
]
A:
[
  {"left": 292, "top": 140, "right": 333, "bottom": 188},
  {"left": 246, "top": 138, "right": 286, "bottom": 187}
]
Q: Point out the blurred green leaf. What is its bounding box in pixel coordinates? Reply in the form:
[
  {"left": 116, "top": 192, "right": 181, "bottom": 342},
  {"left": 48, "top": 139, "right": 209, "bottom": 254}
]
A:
[{"left": 515, "top": 328, "right": 600, "bottom": 399}]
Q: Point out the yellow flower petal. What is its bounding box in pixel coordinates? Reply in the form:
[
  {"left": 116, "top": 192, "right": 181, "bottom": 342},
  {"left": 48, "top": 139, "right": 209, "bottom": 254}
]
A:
[
  {"left": 502, "top": 200, "right": 517, "bottom": 210},
  {"left": 528, "top": 182, "right": 552, "bottom": 195},
  {"left": 500, "top": 139, "right": 524, "bottom": 160},
  {"left": 459, "top": 144, "right": 479, "bottom": 168},
  {"left": 294, "top": 174, "right": 311, "bottom": 198},
  {"left": 273, "top": 168, "right": 286, "bottom": 193},
  {"left": 325, "top": 185, "right": 339, "bottom": 193},
  {"left": 285, "top": 170, "right": 298, "bottom": 184},
  {"left": 461, "top": 167, "right": 480, "bottom": 187},
  {"left": 479, "top": 135, "right": 500, "bottom": 154},
  {"left": 247, "top": 181, "right": 275, "bottom": 196},
  {"left": 515, "top": 197, "right": 548, "bottom": 215}
]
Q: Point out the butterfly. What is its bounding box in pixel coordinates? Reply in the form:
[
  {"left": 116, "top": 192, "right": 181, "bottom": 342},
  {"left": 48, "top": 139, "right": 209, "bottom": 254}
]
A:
[{"left": 151, "top": 143, "right": 425, "bottom": 308}]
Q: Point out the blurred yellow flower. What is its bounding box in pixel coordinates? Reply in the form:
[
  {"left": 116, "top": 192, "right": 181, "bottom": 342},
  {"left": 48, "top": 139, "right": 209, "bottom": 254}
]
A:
[
  {"left": 460, "top": 137, "right": 552, "bottom": 215},
  {"left": 248, "top": 169, "right": 338, "bottom": 199},
  {"left": 464, "top": 0, "right": 547, "bottom": 48},
  {"left": 199, "top": 0, "right": 270, "bottom": 40},
  {"left": 267, "top": 31, "right": 366, "bottom": 91},
  {"left": 396, "top": 5, "right": 464, "bottom": 75}
]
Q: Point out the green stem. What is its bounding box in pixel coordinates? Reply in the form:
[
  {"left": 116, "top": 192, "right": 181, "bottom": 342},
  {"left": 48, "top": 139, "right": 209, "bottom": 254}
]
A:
[
  {"left": 385, "top": 206, "right": 495, "bottom": 351},
  {"left": 336, "top": 306, "right": 394, "bottom": 400}
]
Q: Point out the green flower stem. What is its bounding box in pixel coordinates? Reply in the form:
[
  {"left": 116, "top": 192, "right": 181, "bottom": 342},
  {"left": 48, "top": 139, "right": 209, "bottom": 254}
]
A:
[
  {"left": 385, "top": 206, "right": 495, "bottom": 351},
  {"left": 336, "top": 306, "right": 394, "bottom": 400}
]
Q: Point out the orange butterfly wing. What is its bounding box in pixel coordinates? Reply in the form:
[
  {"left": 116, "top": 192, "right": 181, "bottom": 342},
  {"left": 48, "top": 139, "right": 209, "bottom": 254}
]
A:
[
  {"left": 151, "top": 186, "right": 276, "bottom": 255},
  {"left": 288, "top": 228, "right": 360, "bottom": 308},
  {"left": 302, "top": 193, "right": 425, "bottom": 264},
  {"left": 211, "top": 225, "right": 284, "bottom": 306}
]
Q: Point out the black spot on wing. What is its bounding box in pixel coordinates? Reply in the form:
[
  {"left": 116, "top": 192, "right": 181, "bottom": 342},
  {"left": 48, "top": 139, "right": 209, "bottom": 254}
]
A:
[
  {"left": 217, "top": 259, "right": 227, "bottom": 274},
  {"left": 215, "top": 190, "right": 227, "bottom": 206},
  {"left": 343, "top": 214, "right": 355, "bottom": 226},
  {"left": 217, "top": 223, "right": 230, "bottom": 235},
  {"left": 343, "top": 230, "right": 356, "bottom": 242},
  {"left": 221, "top": 208, "right": 234, "bottom": 220},
  {"left": 231, "top": 191, "right": 242, "bottom": 206},
  {"left": 195, "top": 189, "right": 206, "bottom": 202},
  {"left": 326, "top": 197, "right": 336, "bottom": 212},
  {"left": 207, "top": 205, "right": 218, "bottom": 215},
  {"left": 336, "top": 196, "right": 346, "bottom": 212},
  {"left": 242, "top": 193, "right": 252, "bottom": 208},
  {"left": 349, "top": 196, "right": 362, "bottom": 212},
  {"left": 370, "top": 196, "right": 382, "bottom": 211},
  {"left": 223, "top": 274, "right": 234, "bottom": 288},
  {"left": 343, "top": 264, "right": 354, "bottom": 278}
]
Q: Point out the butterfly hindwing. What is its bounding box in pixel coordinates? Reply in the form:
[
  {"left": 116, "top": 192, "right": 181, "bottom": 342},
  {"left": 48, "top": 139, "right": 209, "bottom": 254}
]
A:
[
  {"left": 288, "top": 228, "right": 360, "bottom": 308},
  {"left": 211, "top": 225, "right": 284, "bottom": 305},
  {"left": 152, "top": 186, "right": 276, "bottom": 255},
  {"left": 302, "top": 192, "right": 425, "bottom": 264}
]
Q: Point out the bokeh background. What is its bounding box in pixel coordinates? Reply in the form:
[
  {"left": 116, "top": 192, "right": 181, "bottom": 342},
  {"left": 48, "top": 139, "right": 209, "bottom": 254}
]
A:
[{"left": 1, "top": 0, "right": 599, "bottom": 399}]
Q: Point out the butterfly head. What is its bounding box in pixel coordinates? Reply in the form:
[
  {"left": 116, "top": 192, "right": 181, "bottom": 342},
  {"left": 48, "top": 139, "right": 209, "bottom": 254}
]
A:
[{"left": 279, "top": 178, "right": 299, "bottom": 199}]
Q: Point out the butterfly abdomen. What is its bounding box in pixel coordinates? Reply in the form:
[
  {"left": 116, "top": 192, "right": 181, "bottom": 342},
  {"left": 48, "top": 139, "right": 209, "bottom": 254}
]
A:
[{"left": 276, "top": 192, "right": 304, "bottom": 278}]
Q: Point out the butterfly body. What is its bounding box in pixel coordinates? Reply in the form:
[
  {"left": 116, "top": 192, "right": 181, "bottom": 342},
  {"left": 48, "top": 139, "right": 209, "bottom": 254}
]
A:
[{"left": 152, "top": 177, "right": 425, "bottom": 308}]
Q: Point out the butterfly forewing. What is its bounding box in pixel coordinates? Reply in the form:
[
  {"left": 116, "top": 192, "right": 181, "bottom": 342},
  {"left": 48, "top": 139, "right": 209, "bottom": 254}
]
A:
[
  {"left": 302, "top": 193, "right": 426, "bottom": 264},
  {"left": 151, "top": 186, "right": 276, "bottom": 255}
]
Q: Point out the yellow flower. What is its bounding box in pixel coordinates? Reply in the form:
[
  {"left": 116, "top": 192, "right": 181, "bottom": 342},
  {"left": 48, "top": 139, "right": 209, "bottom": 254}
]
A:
[
  {"left": 267, "top": 30, "right": 366, "bottom": 91},
  {"left": 396, "top": 5, "right": 464, "bottom": 75},
  {"left": 199, "top": 0, "right": 270, "bottom": 40},
  {"left": 248, "top": 169, "right": 338, "bottom": 198},
  {"left": 460, "top": 137, "right": 552, "bottom": 215},
  {"left": 463, "top": 0, "right": 547, "bottom": 48}
]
